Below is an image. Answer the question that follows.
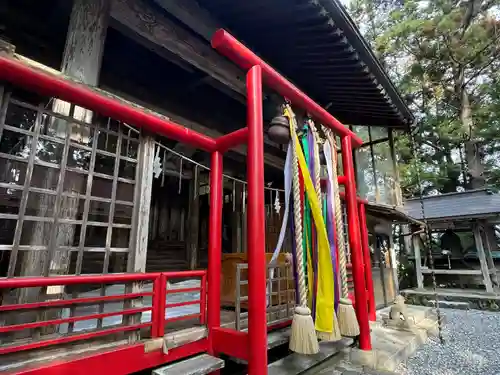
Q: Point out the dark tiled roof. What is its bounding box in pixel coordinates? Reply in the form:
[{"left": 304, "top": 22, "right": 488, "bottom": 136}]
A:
[
  {"left": 404, "top": 189, "right": 500, "bottom": 221},
  {"left": 198, "top": 0, "right": 414, "bottom": 128}
]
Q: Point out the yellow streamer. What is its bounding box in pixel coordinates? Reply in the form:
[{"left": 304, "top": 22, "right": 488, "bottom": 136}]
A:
[
  {"left": 305, "top": 228, "right": 314, "bottom": 308},
  {"left": 292, "top": 130, "right": 336, "bottom": 334}
]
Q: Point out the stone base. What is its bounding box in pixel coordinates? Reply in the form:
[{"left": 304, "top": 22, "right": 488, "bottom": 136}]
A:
[
  {"left": 341, "top": 305, "right": 442, "bottom": 373},
  {"left": 401, "top": 288, "right": 500, "bottom": 311},
  {"left": 349, "top": 348, "right": 377, "bottom": 367}
]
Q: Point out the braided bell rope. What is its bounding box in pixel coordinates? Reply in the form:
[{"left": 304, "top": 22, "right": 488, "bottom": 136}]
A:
[
  {"left": 324, "top": 128, "right": 349, "bottom": 298},
  {"left": 285, "top": 105, "right": 308, "bottom": 307}
]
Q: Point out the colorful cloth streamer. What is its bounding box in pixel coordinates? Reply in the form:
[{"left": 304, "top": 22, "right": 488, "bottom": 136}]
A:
[
  {"left": 292, "top": 129, "right": 337, "bottom": 335},
  {"left": 324, "top": 140, "right": 340, "bottom": 312}
]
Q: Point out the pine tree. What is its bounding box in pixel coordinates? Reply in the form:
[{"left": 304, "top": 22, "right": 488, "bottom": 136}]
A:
[{"left": 349, "top": 0, "right": 500, "bottom": 196}]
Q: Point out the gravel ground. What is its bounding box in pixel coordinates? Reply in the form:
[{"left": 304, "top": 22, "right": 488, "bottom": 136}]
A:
[{"left": 398, "top": 309, "right": 500, "bottom": 375}]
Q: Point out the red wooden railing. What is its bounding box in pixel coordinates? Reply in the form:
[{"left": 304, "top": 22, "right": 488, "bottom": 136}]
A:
[
  {"left": 0, "top": 271, "right": 207, "bottom": 356},
  {"left": 154, "top": 272, "right": 207, "bottom": 337}
]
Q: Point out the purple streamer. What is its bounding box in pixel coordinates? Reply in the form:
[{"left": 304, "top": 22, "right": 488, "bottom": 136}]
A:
[
  {"left": 307, "top": 128, "right": 319, "bottom": 320},
  {"left": 326, "top": 173, "right": 340, "bottom": 313}
]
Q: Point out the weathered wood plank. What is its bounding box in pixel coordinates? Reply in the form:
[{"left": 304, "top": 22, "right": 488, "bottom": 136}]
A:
[
  {"left": 63, "top": 0, "right": 110, "bottom": 86},
  {"left": 130, "top": 134, "right": 156, "bottom": 273},
  {"left": 110, "top": 0, "right": 246, "bottom": 97},
  {"left": 152, "top": 0, "right": 219, "bottom": 41},
  {"left": 473, "top": 224, "right": 493, "bottom": 292},
  {"left": 165, "top": 327, "right": 208, "bottom": 349}
]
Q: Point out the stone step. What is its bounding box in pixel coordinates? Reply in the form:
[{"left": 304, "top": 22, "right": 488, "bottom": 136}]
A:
[
  {"left": 266, "top": 328, "right": 291, "bottom": 350},
  {"left": 425, "top": 300, "right": 470, "bottom": 310},
  {"left": 266, "top": 338, "right": 353, "bottom": 375},
  {"left": 152, "top": 354, "right": 224, "bottom": 375}
]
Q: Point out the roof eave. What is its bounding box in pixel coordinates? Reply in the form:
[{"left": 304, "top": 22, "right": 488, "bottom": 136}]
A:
[{"left": 320, "top": 0, "right": 415, "bottom": 128}]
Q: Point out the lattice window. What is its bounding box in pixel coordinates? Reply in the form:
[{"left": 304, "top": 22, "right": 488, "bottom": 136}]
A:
[{"left": 0, "top": 88, "right": 142, "bottom": 278}]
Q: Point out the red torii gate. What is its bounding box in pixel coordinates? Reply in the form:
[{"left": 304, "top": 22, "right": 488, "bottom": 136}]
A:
[{"left": 0, "top": 29, "right": 375, "bottom": 375}]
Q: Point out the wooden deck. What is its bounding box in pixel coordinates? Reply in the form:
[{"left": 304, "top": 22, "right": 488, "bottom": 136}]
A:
[{"left": 0, "top": 305, "right": 292, "bottom": 373}]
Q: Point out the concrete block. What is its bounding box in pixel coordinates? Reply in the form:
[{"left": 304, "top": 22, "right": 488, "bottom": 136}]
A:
[{"left": 349, "top": 348, "right": 377, "bottom": 368}]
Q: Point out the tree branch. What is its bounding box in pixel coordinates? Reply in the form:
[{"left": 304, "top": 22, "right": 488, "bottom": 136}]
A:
[
  {"left": 481, "top": 0, "right": 496, "bottom": 13},
  {"left": 464, "top": 53, "right": 500, "bottom": 87},
  {"left": 465, "top": 32, "right": 500, "bottom": 67},
  {"left": 458, "top": 0, "right": 480, "bottom": 39}
]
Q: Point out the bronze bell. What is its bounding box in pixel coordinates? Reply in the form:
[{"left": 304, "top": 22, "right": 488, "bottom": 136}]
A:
[{"left": 268, "top": 115, "right": 290, "bottom": 144}]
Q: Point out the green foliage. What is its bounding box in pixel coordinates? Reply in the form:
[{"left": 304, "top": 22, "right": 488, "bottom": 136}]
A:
[{"left": 349, "top": 0, "right": 500, "bottom": 196}]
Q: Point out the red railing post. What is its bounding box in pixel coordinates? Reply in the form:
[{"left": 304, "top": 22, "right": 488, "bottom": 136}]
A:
[
  {"left": 246, "top": 65, "right": 268, "bottom": 375},
  {"left": 207, "top": 151, "right": 223, "bottom": 355},
  {"left": 152, "top": 275, "right": 162, "bottom": 337},
  {"left": 157, "top": 273, "right": 167, "bottom": 337},
  {"left": 358, "top": 202, "right": 376, "bottom": 321},
  {"left": 200, "top": 272, "right": 207, "bottom": 325},
  {"left": 341, "top": 136, "right": 372, "bottom": 351}
]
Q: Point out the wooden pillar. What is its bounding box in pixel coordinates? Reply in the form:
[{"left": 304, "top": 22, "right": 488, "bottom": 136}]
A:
[
  {"left": 129, "top": 134, "right": 155, "bottom": 273},
  {"left": 388, "top": 129, "right": 402, "bottom": 206},
  {"left": 20, "top": 0, "right": 110, "bottom": 279},
  {"left": 180, "top": 208, "right": 185, "bottom": 242},
  {"left": 151, "top": 197, "right": 159, "bottom": 240},
  {"left": 126, "top": 134, "right": 155, "bottom": 342},
  {"left": 187, "top": 166, "right": 201, "bottom": 269},
  {"left": 412, "top": 231, "right": 424, "bottom": 289},
  {"left": 388, "top": 226, "right": 399, "bottom": 295},
  {"left": 480, "top": 221, "right": 498, "bottom": 289},
  {"left": 62, "top": 0, "right": 110, "bottom": 85},
  {"left": 473, "top": 223, "right": 493, "bottom": 293},
  {"left": 158, "top": 200, "right": 169, "bottom": 240},
  {"left": 480, "top": 223, "right": 496, "bottom": 268},
  {"left": 231, "top": 183, "right": 242, "bottom": 253}
]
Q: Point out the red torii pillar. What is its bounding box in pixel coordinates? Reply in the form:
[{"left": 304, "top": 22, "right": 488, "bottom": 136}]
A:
[{"left": 211, "top": 29, "right": 373, "bottom": 374}]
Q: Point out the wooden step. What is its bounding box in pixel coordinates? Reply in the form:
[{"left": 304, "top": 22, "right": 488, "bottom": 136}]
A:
[{"left": 152, "top": 354, "right": 224, "bottom": 375}]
